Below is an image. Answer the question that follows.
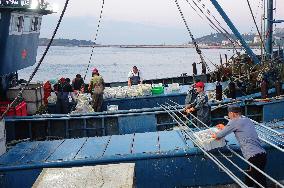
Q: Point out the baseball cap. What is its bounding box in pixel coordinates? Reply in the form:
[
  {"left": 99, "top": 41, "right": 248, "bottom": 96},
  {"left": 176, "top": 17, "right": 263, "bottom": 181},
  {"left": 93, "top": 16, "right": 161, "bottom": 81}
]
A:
[{"left": 195, "top": 81, "right": 205, "bottom": 88}]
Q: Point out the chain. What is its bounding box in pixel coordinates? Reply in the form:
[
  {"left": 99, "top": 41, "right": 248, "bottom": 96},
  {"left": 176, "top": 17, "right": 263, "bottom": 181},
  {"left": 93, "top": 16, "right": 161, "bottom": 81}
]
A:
[{"left": 83, "top": 0, "right": 105, "bottom": 81}]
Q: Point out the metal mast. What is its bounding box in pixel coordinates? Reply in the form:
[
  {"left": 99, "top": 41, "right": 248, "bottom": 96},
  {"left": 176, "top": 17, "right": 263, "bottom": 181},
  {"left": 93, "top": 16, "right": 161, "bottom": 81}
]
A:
[
  {"left": 265, "top": 0, "right": 274, "bottom": 59},
  {"left": 209, "top": 0, "right": 260, "bottom": 64}
]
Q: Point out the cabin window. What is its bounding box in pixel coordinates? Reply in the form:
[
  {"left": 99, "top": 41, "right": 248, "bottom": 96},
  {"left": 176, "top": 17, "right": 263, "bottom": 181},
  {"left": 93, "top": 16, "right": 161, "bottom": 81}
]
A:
[
  {"left": 10, "top": 13, "right": 42, "bottom": 35},
  {"left": 11, "top": 15, "right": 24, "bottom": 33},
  {"left": 16, "top": 16, "right": 24, "bottom": 32},
  {"left": 31, "top": 17, "right": 39, "bottom": 31},
  {"left": 24, "top": 16, "right": 31, "bottom": 32}
]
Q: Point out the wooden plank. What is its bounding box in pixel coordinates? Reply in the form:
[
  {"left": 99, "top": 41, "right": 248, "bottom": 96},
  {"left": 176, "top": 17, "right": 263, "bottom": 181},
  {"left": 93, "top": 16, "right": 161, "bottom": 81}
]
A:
[
  {"left": 75, "top": 136, "right": 110, "bottom": 159},
  {"left": 0, "top": 141, "right": 39, "bottom": 165},
  {"left": 33, "top": 163, "right": 135, "bottom": 188},
  {"left": 132, "top": 132, "right": 159, "bottom": 153},
  {"left": 46, "top": 138, "right": 87, "bottom": 161},
  {"left": 20, "top": 140, "right": 64, "bottom": 163},
  {"left": 159, "top": 131, "right": 188, "bottom": 152},
  {"left": 103, "top": 134, "right": 133, "bottom": 156}
]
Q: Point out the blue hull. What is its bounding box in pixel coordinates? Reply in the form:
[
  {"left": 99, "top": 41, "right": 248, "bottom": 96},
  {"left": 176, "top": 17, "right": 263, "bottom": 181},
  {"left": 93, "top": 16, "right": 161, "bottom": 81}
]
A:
[{"left": 0, "top": 131, "right": 283, "bottom": 187}]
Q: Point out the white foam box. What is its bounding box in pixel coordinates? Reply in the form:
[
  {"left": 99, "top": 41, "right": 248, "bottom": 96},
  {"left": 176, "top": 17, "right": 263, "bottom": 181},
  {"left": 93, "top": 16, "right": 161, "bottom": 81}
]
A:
[
  {"left": 107, "top": 105, "right": 118, "bottom": 111},
  {"left": 7, "top": 83, "right": 44, "bottom": 102},
  {"left": 0, "top": 120, "right": 6, "bottom": 156},
  {"left": 7, "top": 83, "right": 44, "bottom": 115},
  {"left": 193, "top": 127, "right": 226, "bottom": 151}
]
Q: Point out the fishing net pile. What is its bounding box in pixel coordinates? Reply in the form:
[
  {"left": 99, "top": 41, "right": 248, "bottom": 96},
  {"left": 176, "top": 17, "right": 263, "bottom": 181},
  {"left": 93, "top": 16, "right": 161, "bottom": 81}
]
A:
[{"left": 71, "top": 93, "right": 94, "bottom": 114}]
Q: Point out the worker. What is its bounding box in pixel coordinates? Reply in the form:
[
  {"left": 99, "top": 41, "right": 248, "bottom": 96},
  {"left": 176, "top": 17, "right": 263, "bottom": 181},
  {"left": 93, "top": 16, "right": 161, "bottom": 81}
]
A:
[
  {"left": 128, "top": 66, "right": 143, "bottom": 86},
  {"left": 213, "top": 105, "right": 267, "bottom": 188},
  {"left": 88, "top": 68, "right": 105, "bottom": 112},
  {"left": 43, "top": 80, "right": 52, "bottom": 105},
  {"left": 185, "top": 81, "right": 211, "bottom": 127},
  {"left": 72, "top": 74, "right": 84, "bottom": 91},
  {"left": 55, "top": 77, "right": 73, "bottom": 114},
  {"left": 185, "top": 79, "right": 200, "bottom": 106}
]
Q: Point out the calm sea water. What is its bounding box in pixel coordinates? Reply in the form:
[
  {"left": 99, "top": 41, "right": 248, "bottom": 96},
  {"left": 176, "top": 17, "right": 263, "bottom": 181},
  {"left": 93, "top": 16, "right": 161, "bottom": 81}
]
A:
[{"left": 18, "top": 46, "right": 238, "bottom": 83}]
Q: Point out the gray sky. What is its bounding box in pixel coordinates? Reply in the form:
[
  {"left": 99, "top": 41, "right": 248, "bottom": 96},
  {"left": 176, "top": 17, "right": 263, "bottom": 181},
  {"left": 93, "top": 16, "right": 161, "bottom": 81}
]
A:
[{"left": 40, "top": 0, "right": 284, "bottom": 44}]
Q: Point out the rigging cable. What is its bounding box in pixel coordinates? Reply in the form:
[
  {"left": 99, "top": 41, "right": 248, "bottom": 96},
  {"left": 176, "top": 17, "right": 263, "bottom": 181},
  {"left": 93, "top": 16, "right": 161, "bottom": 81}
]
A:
[
  {"left": 246, "top": 0, "right": 266, "bottom": 53},
  {"left": 0, "top": 0, "right": 70, "bottom": 120},
  {"left": 184, "top": 0, "right": 229, "bottom": 43},
  {"left": 188, "top": 0, "right": 240, "bottom": 49},
  {"left": 174, "top": 0, "right": 211, "bottom": 73},
  {"left": 190, "top": 0, "right": 242, "bottom": 49},
  {"left": 83, "top": 0, "right": 105, "bottom": 81}
]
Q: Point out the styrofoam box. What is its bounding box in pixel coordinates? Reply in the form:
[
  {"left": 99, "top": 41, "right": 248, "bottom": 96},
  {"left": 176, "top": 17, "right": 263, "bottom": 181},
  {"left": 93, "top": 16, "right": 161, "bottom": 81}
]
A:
[
  {"left": 0, "top": 137, "right": 6, "bottom": 156},
  {"left": 7, "top": 83, "right": 44, "bottom": 102},
  {"left": 107, "top": 105, "right": 118, "bottom": 111},
  {"left": 0, "top": 120, "right": 6, "bottom": 156},
  {"left": 193, "top": 127, "right": 226, "bottom": 151},
  {"left": 0, "top": 120, "right": 5, "bottom": 137},
  {"left": 26, "top": 100, "right": 43, "bottom": 115}
]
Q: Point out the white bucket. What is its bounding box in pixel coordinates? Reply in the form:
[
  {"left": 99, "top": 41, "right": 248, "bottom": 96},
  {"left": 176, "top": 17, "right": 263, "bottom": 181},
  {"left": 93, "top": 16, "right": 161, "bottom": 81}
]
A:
[{"left": 107, "top": 105, "right": 118, "bottom": 111}]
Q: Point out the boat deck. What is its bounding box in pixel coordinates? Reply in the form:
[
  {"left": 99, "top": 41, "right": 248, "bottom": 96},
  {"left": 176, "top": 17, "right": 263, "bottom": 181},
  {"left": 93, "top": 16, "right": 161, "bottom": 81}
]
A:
[{"left": 0, "top": 130, "right": 283, "bottom": 188}]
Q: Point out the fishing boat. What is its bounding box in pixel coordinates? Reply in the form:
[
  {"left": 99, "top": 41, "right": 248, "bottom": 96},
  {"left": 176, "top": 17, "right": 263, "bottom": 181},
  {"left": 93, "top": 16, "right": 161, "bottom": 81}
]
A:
[{"left": 0, "top": 0, "right": 284, "bottom": 187}]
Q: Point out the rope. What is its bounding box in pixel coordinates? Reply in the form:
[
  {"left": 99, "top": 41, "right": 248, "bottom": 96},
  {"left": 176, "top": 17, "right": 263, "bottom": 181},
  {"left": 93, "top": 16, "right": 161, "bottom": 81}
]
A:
[
  {"left": 83, "top": 0, "right": 105, "bottom": 81},
  {"left": 0, "top": 0, "right": 70, "bottom": 120},
  {"left": 187, "top": 0, "right": 240, "bottom": 50},
  {"left": 246, "top": 0, "right": 266, "bottom": 53},
  {"left": 174, "top": 0, "right": 210, "bottom": 73}
]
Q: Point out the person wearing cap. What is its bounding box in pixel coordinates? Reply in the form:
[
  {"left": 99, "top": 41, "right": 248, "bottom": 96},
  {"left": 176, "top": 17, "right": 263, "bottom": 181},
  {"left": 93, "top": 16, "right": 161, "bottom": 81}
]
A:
[
  {"left": 185, "top": 79, "right": 200, "bottom": 106},
  {"left": 55, "top": 77, "right": 73, "bottom": 114},
  {"left": 213, "top": 105, "right": 267, "bottom": 187},
  {"left": 72, "top": 74, "right": 84, "bottom": 91},
  {"left": 185, "top": 81, "right": 211, "bottom": 127},
  {"left": 128, "top": 66, "right": 143, "bottom": 86},
  {"left": 88, "top": 68, "right": 105, "bottom": 112}
]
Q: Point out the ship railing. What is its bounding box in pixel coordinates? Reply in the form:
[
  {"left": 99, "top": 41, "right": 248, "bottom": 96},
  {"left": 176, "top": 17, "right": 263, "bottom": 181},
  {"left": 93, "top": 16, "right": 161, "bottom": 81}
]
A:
[{"left": 159, "top": 100, "right": 284, "bottom": 188}]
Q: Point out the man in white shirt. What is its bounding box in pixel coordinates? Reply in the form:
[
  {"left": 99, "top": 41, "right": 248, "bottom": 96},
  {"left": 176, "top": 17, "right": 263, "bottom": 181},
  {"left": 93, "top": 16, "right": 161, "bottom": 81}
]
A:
[{"left": 128, "top": 66, "right": 143, "bottom": 86}]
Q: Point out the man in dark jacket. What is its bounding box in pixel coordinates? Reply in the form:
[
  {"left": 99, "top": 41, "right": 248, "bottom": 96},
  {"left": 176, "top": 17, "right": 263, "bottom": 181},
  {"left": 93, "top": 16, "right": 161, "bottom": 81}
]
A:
[
  {"left": 72, "top": 74, "right": 84, "bottom": 91},
  {"left": 55, "top": 77, "right": 73, "bottom": 114},
  {"left": 185, "top": 81, "right": 211, "bottom": 127}
]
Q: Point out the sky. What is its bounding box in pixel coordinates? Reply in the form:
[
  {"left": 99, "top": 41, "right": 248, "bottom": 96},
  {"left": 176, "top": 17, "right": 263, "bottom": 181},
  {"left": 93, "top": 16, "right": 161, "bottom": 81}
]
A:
[{"left": 39, "top": 0, "right": 284, "bottom": 44}]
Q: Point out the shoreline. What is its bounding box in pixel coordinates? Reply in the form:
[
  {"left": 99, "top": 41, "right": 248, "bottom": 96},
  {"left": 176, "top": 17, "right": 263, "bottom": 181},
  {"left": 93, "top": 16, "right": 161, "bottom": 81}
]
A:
[{"left": 38, "top": 44, "right": 267, "bottom": 49}]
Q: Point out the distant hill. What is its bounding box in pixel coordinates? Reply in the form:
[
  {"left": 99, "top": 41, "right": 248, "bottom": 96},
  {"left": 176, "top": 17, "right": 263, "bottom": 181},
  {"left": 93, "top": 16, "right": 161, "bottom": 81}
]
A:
[
  {"left": 39, "top": 29, "right": 284, "bottom": 46},
  {"left": 194, "top": 33, "right": 255, "bottom": 44},
  {"left": 39, "top": 38, "right": 94, "bottom": 46}
]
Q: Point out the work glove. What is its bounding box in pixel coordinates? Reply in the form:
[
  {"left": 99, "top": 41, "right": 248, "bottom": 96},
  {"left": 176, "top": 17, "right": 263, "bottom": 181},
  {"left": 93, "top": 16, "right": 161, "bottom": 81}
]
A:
[
  {"left": 216, "top": 123, "right": 225, "bottom": 130},
  {"left": 211, "top": 133, "right": 217, "bottom": 139},
  {"left": 211, "top": 133, "right": 220, "bottom": 140}
]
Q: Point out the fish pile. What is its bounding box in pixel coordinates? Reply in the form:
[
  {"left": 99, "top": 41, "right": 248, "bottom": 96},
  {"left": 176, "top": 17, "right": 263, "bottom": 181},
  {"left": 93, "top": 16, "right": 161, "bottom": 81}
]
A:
[{"left": 103, "top": 84, "right": 152, "bottom": 99}]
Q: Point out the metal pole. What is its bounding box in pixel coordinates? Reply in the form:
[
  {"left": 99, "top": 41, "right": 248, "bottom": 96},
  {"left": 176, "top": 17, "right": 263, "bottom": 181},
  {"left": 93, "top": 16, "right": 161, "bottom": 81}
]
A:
[
  {"left": 209, "top": 0, "right": 260, "bottom": 64},
  {"left": 265, "top": 0, "right": 273, "bottom": 59}
]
